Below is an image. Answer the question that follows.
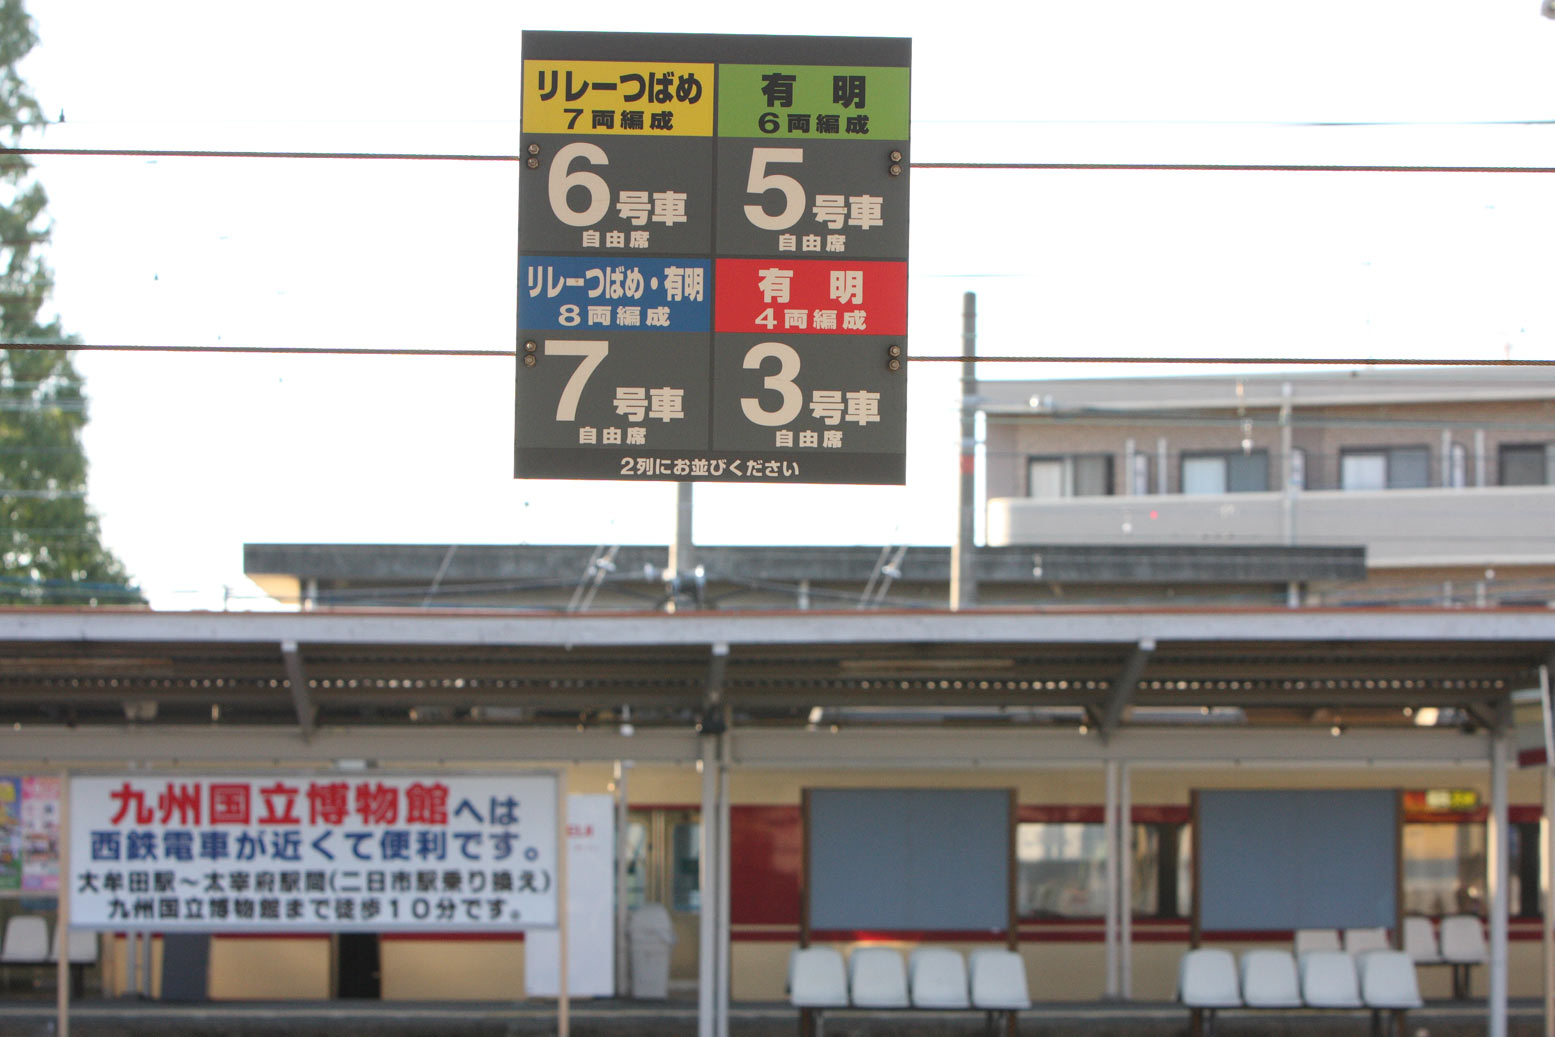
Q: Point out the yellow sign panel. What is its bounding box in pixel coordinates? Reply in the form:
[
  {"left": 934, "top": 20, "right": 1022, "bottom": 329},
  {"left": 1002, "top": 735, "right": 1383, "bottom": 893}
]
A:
[{"left": 522, "top": 60, "right": 715, "bottom": 136}]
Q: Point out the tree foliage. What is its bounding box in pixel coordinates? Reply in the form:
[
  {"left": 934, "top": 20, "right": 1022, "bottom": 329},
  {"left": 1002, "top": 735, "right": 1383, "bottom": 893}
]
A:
[{"left": 0, "top": 0, "right": 138, "bottom": 605}]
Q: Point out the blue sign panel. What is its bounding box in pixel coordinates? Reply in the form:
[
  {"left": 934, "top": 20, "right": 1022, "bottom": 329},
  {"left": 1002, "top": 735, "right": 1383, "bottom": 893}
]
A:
[{"left": 518, "top": 256, "right": 712, "bottom": 333}]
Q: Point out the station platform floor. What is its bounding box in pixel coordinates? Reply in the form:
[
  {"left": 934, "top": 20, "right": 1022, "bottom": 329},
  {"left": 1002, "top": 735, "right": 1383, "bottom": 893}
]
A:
[{"left": 0, "top": 997, "right": 1545, "bottom": 1037}]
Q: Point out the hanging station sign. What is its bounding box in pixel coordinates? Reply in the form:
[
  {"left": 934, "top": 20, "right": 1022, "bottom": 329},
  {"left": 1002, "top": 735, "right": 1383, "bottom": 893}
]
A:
[{"left": 515, "top": 31, "right": 911, "bottom": 485}]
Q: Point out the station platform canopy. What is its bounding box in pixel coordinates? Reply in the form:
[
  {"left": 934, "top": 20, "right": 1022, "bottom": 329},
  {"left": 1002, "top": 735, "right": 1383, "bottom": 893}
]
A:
[{"left": 0, "top": 606, "right": 1549, "bottom": 763}]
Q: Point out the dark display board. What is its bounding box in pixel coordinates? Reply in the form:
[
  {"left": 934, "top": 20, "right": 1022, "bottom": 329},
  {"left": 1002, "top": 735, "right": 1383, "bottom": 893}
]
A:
[
  {"left": 804, "top": 788, "right": 1013, "bottom": 934},
  {"left": 1194, "top": 788, "right": 1400, "bottom": 937},
  {"left": 516, "top": 31, "right": 910, "bottom": 484}
]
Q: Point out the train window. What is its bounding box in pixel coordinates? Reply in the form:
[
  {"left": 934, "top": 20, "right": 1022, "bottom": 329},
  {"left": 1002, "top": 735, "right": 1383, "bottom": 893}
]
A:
[
  {"left": 1132, "top": 825, "right": 1161, "bottom": 916},
  {"left": 1017, "top": 823, "right": 1107, "bottom": 917},
  {"left": 1177, "top": 824, "right": 1193, "bottom": 918},
  {"left": 671, "top": 821, "right": 701, "bottom": 913},
  {"left": 624, "top": 820, "right": 649, "bottom": 910},
  {"left": 1016, "top": 822, "right": 1191, "bottom": 919},
  {"left": 1515, "top": 823, "right": 1540, "bottom": 918},
  {"left": 1403, "top": 823, "right": 1487, "bottom": 917}
]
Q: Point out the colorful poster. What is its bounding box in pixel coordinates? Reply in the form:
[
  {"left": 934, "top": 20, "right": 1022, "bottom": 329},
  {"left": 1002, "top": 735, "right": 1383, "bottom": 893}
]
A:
[
  {"left": 68, "top": 774, "right": 558, "bottom": 931},
  {"left": 20, "top": 777, "right": 60, "bottom": 893},
  {"left": 0, "top": 778, "right": 20, "bottom": 891}
]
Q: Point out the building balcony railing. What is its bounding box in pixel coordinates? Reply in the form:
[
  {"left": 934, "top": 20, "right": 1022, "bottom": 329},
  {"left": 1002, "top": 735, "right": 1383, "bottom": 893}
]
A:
[{"left": 986, "top": 484, "right": 1555, "bottom": 569}]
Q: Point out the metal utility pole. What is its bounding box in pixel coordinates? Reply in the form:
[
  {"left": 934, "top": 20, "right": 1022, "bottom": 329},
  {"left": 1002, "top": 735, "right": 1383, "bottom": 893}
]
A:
[
  {"left": 949, "top": 292, "right": 978, "bottom": 610},
  {"left": 666, "top": 482, "right": 696, "bottom": 612}
]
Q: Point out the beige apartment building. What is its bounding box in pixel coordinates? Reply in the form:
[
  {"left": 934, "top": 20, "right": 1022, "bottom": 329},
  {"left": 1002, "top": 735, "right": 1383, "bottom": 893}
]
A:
[{"left": 981, "top": 368, "right": 1555, "bottom": 608}]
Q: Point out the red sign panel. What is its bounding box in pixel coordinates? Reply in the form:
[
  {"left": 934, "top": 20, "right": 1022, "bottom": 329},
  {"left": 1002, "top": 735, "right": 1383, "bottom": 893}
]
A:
[{"left": 714, "top": 258, "right": 907, "bottom": 336}]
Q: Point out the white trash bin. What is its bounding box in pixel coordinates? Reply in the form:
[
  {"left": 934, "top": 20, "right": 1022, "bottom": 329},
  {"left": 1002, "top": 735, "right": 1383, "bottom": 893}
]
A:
[{"left": 628, "top": 903, "right": 676, "bottom": 999}]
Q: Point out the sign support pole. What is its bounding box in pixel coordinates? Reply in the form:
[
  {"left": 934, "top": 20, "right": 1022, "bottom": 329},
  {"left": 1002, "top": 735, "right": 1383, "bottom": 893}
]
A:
[
  {"left": 557, "top": 771, "right": 570, "bottom": 1037},
  {"left": 717, "top": 712, "right": 732, "bottom": 1037},
  {"left": 950, "top": 291, "right": 977, "bottom": 610},
  {"left": 614, "top": 760, "right": 630, "bottom": 998},
  {"left": 56, "top": 769, "right": 70, "bottom": 1037},
  {"left": 697, "top": 738, "right": 719, "bottom": 1037}
]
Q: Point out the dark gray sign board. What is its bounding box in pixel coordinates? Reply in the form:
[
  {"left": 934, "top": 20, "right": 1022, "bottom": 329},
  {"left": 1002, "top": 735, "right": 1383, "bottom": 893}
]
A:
[
  {"left": 803, "top": 788, "right": 1014, "bottom": 937},
  {"left": 1193, "top": 788, "right": 1400, "bottom": 939},
  {"left": 515, "top": 31, "right": 910, "bottom": 485}
]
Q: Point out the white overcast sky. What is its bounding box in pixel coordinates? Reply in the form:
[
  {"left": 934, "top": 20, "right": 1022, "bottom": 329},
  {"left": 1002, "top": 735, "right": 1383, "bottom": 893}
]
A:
[{"left": 13, "top": 0, "right": 1555, "bottom": 609}]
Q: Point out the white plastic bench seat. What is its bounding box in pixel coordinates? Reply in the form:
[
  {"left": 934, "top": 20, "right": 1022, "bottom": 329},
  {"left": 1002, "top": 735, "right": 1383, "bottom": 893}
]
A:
[
  {"left": 1359, "top": 950, "right": 1423, "bottom": 1010},
  {"left": 51, "top": 928, "right": 98, "bottom": 964},
  {"left": 908, "top": 947, "right": 969, "bottom": 1009},
  {"left": 1439, "top": 914, "right": 1487, "bottom": 998},
  {"left": 1179, "top": 948, "right": 1240, "bottom": 1037},
  {"left": 1239, "top": 949, "right": 1302, "bottom": 1008},
  {"left": 790, "top": 947, "right": 848, "bottom": 1008},
  {"left": 1293, "top": 928, "right": 1341, "bottom": 956},
  {"left": 1179, "top": 948, "right": 1241, "bottom": 1008},
  {"left": 1299, "top": 949, "right": 1363, "bottom": 1008},
  {"left": 1439, "top": 915, "right": 1487, "bottom": 964},
  {"left": 1402, "top": 916, "right": 1441, "bottom": 964},
  {"left": 1, "top": 916, "right": 49, "bottom": 963},
  {"left": 848, "top": 946, "right": 909, "bottom": 1008},
  {"left": 1343, "top": 926, "right": 1390, "bottom": 954},
  {"left": 1359, "top": 950, "right": 1424, "bottom": 1037},
  {"left": 969, "top": 949, "right": 1031, "bottom": 1011}
]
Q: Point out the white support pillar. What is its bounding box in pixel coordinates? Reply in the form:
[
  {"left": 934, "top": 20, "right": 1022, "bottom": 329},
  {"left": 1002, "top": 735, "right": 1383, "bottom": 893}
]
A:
[
  {"left": 1104, "top": 759, "right": 1120, "bottom": 999},
  {"left": 717, "top": 721, "right": 732, "bottom": 1037},
  {"left": 698, "top": 739, "right": 720, "bottom": 1037},
  {"left": 1541, "top": 663, "right": 1554, "bottom": 1037},
  {"left": 1544, "top": 762, "right": 1553, "bottom": 1037},
  {"left": 1489, "top": 728, "right": 1511, "bottom": 1037},
  {"left": 614, "top": 760, "right": 630, "bottom": 998},
  {"left": 1120, "top": 762, "right": 1133, "bottom": 1001}
]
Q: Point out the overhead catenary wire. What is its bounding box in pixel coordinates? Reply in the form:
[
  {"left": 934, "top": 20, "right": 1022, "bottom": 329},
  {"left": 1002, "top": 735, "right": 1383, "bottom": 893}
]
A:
[
  {"left": 8, "top": 146, "right": 1555, "bottom": 176},
  {"left": 5, "top": 342, "right": 1555, "bottom": 367}
]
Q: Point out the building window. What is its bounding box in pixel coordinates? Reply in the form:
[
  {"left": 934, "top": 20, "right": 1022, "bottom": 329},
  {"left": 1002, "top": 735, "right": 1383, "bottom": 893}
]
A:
[
  {"left": 1449, "top": 442, "right": 1468, "bottom": 488},
  {"left": 1289, "top": 447, "right": 1307, "bottom": 491},
  {"left": 1340, "top": 446, "right": 1431, "bottom": 490},
  {"left": 1027, "top": 454, "right": 1113, "bottom": 498},
  {"left": 1499, "top": 443, "right": 1555, "bottom": 486},
  {"left": 1015, "top": 820, "right": 1188, "bottom": 920},
  {"left": 1180, "top": 451, "right": 1268, "bottom": 494},
  {"left": 1131, "top": 453, "right": 1151, "bottom": 496}
]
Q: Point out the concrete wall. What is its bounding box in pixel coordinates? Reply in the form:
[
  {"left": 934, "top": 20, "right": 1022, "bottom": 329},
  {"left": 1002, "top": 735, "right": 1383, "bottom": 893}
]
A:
[{"left": 988, "top": 484, "right": 1555, "bottom": 571}]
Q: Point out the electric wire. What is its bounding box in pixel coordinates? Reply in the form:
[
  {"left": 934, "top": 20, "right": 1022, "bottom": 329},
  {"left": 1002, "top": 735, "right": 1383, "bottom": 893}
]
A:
[
  {"left": 5, "top": 342, "right": 1555, "bottom": 367},
  {"left": 9, "top": 147, "right": 1555, "bottom": 176}
]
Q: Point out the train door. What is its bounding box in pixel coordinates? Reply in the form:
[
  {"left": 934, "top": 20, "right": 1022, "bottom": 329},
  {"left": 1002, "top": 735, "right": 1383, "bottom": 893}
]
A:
[{"left": 625, "top": 808, "right": 701, "bottom": 991}]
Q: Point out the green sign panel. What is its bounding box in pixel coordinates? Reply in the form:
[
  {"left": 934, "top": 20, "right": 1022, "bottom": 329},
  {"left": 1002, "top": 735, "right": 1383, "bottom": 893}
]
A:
[{"left": 716, "top": 65, "right": 911, "bottom": 139}]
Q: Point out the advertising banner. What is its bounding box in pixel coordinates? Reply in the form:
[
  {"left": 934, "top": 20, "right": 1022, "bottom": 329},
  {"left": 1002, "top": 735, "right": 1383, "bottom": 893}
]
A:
[
  {"left": 0, "top": 777, "right": 19, "bottom": 891},
  {"left": 0, "top": 777, "right": 62, "bottom": 894},
  {"left": 21, "top": 777, "right": 60, "bottom": 893},
  {"left": 68, "top": 774, "right": 558, "bottom": 931}
]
